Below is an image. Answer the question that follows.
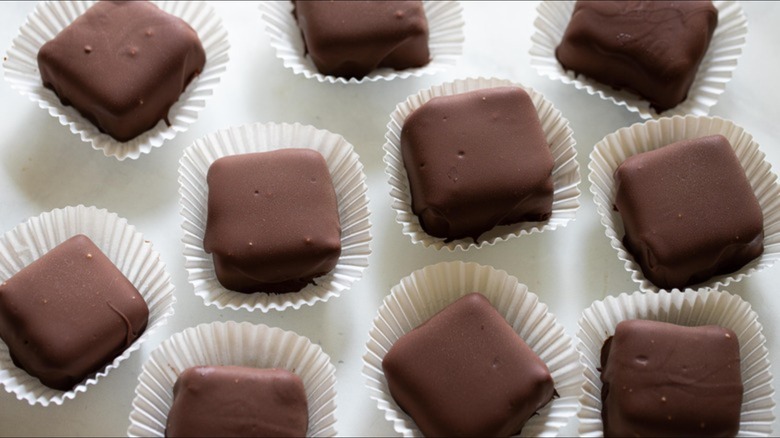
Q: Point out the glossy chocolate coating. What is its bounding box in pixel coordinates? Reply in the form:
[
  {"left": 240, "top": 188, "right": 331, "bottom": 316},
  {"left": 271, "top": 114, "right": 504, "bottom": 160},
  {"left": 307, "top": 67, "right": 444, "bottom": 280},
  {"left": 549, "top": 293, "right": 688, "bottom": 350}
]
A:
[
  {"left": 601, "top": 320, "right": 742, "bottom": 437},
  {"left": 166, "top": 366, "right": 308, "bottom": 438},
  {"left": 0, "top": 234, "right": 148, "bottom": 391},
  {"left": 382, "top": 293, "right": 555, "bottom": 437},
  {"left": 293, "top": 0, "right": 430, "bottom": 78},
  {"left": 203, "top": 149, "right": 341, "bottom": 293},
  {"left": 37, "top": 1, "right": 206, "bottom": 141},
  {"left": 556, "top": 1, "right": 718, "bottom": 112},
  {"left": 614, "top": 135, "right": 763, "bottom": 290},
  {"left": 401, "top": 87, "right": 554, "bottom": 242}
]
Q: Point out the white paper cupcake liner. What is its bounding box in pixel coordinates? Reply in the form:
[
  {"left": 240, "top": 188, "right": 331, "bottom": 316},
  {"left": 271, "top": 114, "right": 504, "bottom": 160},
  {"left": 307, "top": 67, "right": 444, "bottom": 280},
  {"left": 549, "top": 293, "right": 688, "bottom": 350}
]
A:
[
  {"left": 0, "top": 205, "right": 176, "bottom": 406},
  {"left": 363, "top": 261, "right": 583, "bottom": 437},
  {"left": 127, "top": 321, "right": 338, "bottom": 437},
  {"left": 384, "top": 77, "right": 581, "bottom": 251},
  {"left": 530, "top": 1, "right": 747, "bottom": 119},
  {"left": 577, "top": 290, "right": 775, "bottom": 436},
  {"left": 259, "top": 0, "right": 464, "bottom": 84},
  {"left": 179, "top": 122, "right": 372, "bottom": 312},
  {"left": 588, "top": 115, "right": 780, "bottom": 293},
  {"left": 3, "top": 1, "right": 230, "bottom": 160}
]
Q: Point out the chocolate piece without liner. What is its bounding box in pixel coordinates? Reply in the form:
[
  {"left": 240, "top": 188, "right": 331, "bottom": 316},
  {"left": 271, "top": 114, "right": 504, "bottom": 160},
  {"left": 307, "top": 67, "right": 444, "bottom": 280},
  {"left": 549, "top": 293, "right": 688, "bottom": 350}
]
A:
[
  {"left": 614, "top": 134, "right": 763, "bottom": 290},
  {"left": 555, "top": 1, "right": 718, "bottom": 112},
  {"left": 601, "top": 320, "right": 743, "bottom": 437},
  {"left": 37, "top": 1, "right": 206, "bottom": 141},
  {"left": 382, "top": 293, "right": 555, "bottom": 436},
  {"left": 293, "top": 0, "right": 430, "bottom": 78},
  {"left": 0, "top": 234, "right": 148, "bottom": 391},
  {"left": 166, "top": 366, "right": 308, "bottom": 437},
  {"left": 203, "top": 149, "right": 342, "bottom": 294},
  {"left": 401, "top": 86, "right": 554, "bottom": 242}
]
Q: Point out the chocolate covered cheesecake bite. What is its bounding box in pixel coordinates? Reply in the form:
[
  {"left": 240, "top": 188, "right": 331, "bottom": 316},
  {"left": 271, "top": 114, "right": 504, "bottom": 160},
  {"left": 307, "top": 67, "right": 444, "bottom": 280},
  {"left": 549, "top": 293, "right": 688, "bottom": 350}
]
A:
[
  {"left": 401, "top": 86, "right": 554, "bottom": 242},
  {"left": 614, "top": 134, "right": 763, "bottom": 290},
  {"left": 0, "top": 234, "right": 148, "bottom": 391},
  {"left": 601, "top": 320, "right": 743, "bottom": 437},
  {"left": 293, "top": 0, "right": 430, "bottom": 78},
  {"left": 166, "top": 366, "right": 308, "bottom": 437},
  {"left": 556, "top": 1, "right": 718, "bottom": 112},
  {"left": 203, "top": 149, "right": 342, "bottom": 294},
  {"left": 37, "top": 1, "right": 206, "bottom": 141},
  {"left": 382, "top": 293, "right": 555, "bottom": 437}
]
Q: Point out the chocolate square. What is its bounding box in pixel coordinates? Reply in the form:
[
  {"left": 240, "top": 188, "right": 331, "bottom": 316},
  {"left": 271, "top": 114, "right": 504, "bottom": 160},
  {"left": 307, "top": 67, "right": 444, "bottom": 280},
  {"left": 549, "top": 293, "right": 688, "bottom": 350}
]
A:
[
  {"left": 601, "top": 320, "right": 743, "bottom": 437},
  {"left": 0, "top": 234, "right": 149, "bottom": 391},
  {"left": 293, "top": 0, "right": 430, "bottom": 78},
  {"left": 382, "top": 293, "right": 555, "bottom": 436},
  {"left": 37, "top": 1, "right": 206, "bottom": 141},
  {"left": 555, "top": 1, "right": 718, "bottom": 112},
  {"left": 203, "top": 149, "right": 341, "bottom": 293},
  {"left": 166, "top": 366, "right": 308, "bottom": 437},
  {"left": 614, "top": 134, "right": 763, "bottom": 290},
  {"left": 401, "top": 86, "right": 554, "bottom": 241}
]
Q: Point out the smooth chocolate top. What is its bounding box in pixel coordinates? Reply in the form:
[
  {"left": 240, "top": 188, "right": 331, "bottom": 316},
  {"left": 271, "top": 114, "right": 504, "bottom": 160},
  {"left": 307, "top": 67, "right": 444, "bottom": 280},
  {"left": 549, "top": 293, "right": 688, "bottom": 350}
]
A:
[
  {"left": 556, "top": 1, "right": 718, "bottom": 112},
  {"left": 401, "top": 86, "right": 554, "bottom": 242},
  {"left": 0, "top": 234, "right": 148, "bottom": 391},
  {"left": 601, "top": 320, "right": 743, "bottom": 437},
  {"left": 37, "top": 1, "right": 206, "bottom": 141},
  {"left": 293, "top": 0, "right": 430, "bottom": 78},
  {"left": 203, "top": 149, "right": 341, "bottom": 293},
  {"left": 382, "top": 293, "right": 555, "bottom": 437},
  {"left": 614, "top": 135, "right": 763, "bottom": 289},
  {"left": 166, "top": 366, "right": 309, "bottom": 438}
]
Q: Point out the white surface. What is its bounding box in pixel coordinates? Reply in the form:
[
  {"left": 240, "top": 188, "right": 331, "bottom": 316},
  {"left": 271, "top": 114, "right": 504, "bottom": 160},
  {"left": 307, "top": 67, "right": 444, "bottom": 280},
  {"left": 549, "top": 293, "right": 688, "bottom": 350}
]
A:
[{"left": 0, "top": 1, "right": 778, "bottom": 436}]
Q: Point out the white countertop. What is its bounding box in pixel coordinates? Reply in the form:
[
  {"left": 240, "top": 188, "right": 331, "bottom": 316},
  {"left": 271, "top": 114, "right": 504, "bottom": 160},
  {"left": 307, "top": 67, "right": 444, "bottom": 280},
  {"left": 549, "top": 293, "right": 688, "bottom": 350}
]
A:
[{"left": 0, "top": 1, "right": 778, "bottom": 436}]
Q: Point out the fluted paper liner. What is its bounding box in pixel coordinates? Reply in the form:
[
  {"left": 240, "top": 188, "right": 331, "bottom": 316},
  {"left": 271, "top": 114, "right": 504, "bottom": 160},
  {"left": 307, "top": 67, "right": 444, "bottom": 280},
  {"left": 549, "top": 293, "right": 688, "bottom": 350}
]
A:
[
  {"left": 588, "top": 115, "right": 780, "bottom": 293},
  {"left": 259, "top": 0, "right": 464, "bottom": 84},
  {"left": 0, "top": 205, "right": 175, "bottom": 406},
  {"left": 127, "top": 321, "right": 338, "bottom": 437},
  {"left": 577, "top": 290, "right": 775, "bottom": 436},
  {"left": 530, "top": 1, "right": 747, "bottom": 119},
  {"left": 363, "top": 261, "right": 583, "bottom": 437},
  {"left": 3, "top": 1, "right": 230, "bottom": 160},
  {"left": 384, "top": 77, "right": 580, "bottom": 251},
  {"left": 179, "top": 122, "right": 372, "bottom": 312}
]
